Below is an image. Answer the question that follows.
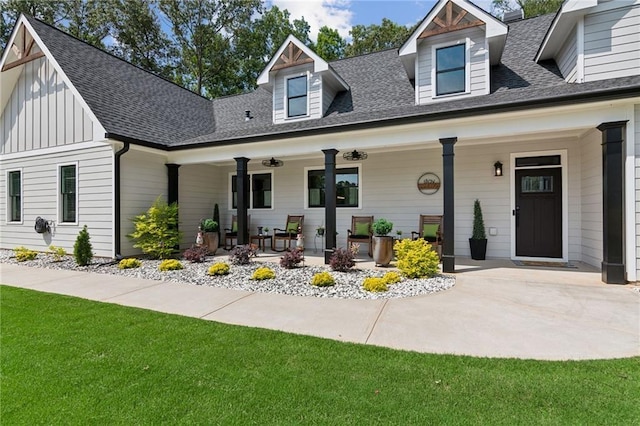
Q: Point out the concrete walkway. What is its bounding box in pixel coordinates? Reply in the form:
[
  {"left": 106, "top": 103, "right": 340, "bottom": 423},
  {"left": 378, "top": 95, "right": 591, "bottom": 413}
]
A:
[{"left": 1, "top": 260, "right": 638, "bottom": 360}]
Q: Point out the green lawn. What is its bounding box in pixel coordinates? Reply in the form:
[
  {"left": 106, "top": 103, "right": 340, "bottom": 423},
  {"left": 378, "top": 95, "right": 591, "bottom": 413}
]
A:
[{"left": 1, "top": 285, "right": 639, "bottom": 425}]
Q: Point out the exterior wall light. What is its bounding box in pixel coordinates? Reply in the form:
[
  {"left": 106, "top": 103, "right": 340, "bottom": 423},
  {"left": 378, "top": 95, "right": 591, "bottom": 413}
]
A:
[{"left": 494, "top": 161, "right": 503, "bottom": 177}]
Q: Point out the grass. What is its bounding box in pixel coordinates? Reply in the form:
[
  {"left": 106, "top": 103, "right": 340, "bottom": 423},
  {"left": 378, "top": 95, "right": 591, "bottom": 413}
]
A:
[{"left": 1, "top": 285, "right": 639, "bottom": 425}]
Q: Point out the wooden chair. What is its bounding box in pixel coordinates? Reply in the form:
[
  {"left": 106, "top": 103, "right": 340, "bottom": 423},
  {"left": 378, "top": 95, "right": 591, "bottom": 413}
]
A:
[
  {"left": 411, "top": 215, "right": 443, "bottom": 258},
  {"left": 347, "top": 216, "right": 373, "bottom": 257},
  {"left": 224, "top": 214, "right": 250, "bottom": 249},
  {"left": 272, "top": 215, "right": 304, "bottom": 252}
]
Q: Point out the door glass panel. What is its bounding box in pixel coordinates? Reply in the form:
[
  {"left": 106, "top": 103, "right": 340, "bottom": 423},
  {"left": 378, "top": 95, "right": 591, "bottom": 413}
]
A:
[{"left": 521, "top": 176, "right": 553, "bottom": 193}]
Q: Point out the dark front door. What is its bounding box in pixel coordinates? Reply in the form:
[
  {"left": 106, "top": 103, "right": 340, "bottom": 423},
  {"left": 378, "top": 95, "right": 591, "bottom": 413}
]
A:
[{"left": 515, "top": 168, "right": 562, "bottom": 258}]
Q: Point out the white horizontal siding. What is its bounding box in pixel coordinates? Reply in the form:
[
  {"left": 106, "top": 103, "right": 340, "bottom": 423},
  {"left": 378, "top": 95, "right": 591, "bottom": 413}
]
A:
[
  {"left": 557, "top": 25, "right": 578, "bottom": 82},
  {"left": 635, "top": 104, "right": 640, "bottom": 277},
  {"left": 322, "top": 80, "right": 338, "bottom": 115},
  {"left": 580, "top": 129, "right": 602, "bottom": 268},
  {"left": 272, "top": 63, "right": 322, "bottom": 124}
]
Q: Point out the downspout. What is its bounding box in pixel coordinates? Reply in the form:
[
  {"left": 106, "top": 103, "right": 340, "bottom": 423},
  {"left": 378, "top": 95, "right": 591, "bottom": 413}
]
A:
[{"left": 114, "top": 141, "right": 130, "bottom": 257}]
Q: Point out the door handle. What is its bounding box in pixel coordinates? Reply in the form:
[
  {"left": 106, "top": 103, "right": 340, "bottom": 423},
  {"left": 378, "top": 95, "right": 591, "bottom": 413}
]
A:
[{"left": 513, "top": 206, "right": 520, "bottom": 226}]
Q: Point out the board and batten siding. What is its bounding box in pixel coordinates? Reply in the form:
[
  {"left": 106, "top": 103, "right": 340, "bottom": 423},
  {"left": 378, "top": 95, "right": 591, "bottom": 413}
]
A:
[
  {"left": 273, "top": 64, "right": 322, "bottom": 123},
  {"left": 0, "top": 144, "right": 113, "bottom": 256},
  {"left": 416, "top": 26, "right": 488, "bottom": 105},
  {"left": 557, "top": 25, "right": 578, "bottom": 83},
  {"left": 584, "top": 4, "right": 640, "bottom": 82},
  {"left": 1, "top": 56, "right": 93, "bottom": 155},
  {"left": 579, "top": 128, "right": 603, "bottom": 268}
]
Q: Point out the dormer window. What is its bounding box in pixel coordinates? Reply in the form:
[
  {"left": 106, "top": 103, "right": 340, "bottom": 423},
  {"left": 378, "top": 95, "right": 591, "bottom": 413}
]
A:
[
  {"left": 286, "top": 75, "right": 308, "bottom": 118},
  {"left": 435, "top": 44, "right": 466, "bottom": 96}
]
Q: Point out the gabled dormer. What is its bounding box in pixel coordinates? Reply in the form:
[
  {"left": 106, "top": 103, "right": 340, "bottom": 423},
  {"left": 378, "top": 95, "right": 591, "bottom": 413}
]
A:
[
  {"left": 257, "top": 35, "right": 349, "bottom": 124},
  {"left": 399, "top": 0, "right": 507, "bottom": 105}
]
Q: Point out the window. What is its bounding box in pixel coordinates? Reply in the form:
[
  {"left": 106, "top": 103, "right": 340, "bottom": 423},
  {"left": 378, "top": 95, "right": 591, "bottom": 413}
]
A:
[
  {"left": 307, "top": 167, "right": 359, "bottom": 208},
  {"left": 231, "top": 172, "right": 273, "bottom": 209},
  {"left": 287, "top": 75, "right": 307, "bottom": 117},
  {"left": 8, "top": 170, "right": 21, "bottom": 222},
  {"left": 60, "top": 164, "right": 77, "bottom": 223},
  {"left": 435, "top": 44, "right": 466, "bottom": 96}
]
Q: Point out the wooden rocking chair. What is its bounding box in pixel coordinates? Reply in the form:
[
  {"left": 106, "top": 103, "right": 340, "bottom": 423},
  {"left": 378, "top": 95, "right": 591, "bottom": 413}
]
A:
[
  {"left": 272, "top": 215, "right": 304, "bottom": 252},
  {"left": 347, "top": 216, "right": 373, "bottom": 257},
  {"left": 411, "top": 215, "right": 443, "bottom": 258}
]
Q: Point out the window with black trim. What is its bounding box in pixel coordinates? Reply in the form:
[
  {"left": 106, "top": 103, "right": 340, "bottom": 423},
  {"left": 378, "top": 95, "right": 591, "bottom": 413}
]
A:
[
  {"left": 8, "top": 170, "right": 21, "bottom": 222},
  {"left": 287, "top": 75, "right": 307, "bottom": 117},
  {"left": 435, "top": 44, "right": 465, "bottom": 96},
  {"left": 231, "top": 172, "right": 273, "bottom": 209},
  {"left": 308, "top": 167, "right": 359, "bottom": 208},
  {"left": 60, "top": 165, "right": 76, "bottom": 223}
]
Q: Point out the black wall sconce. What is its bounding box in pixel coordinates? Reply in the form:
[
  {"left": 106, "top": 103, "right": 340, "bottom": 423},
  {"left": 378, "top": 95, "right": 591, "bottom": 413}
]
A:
[{"left": 494, "top": 161, "right": 503, "bottom": 177}]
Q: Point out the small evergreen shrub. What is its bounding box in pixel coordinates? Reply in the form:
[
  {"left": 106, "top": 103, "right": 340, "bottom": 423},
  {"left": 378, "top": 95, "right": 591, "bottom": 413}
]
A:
[
  {"left": 329, "top": 248, "right": 355, "bottom": 272},
  {"left": 251, "top": 266, "right": 275, "bottom": 280},
  {"left": 229, "top": 244, "right": 257, "bottom": 265},
  {"left": 183, "top": 245, "right": 209, "bottom": 263},
  {"left": 159, "top": 259, "right": 183, "bottom": 271},
  {"left": 118, "top": 258, "right": 142, "bottom": 269},
  {"left": 382, "top": 271, "right": 402, "bottom": 284},
  {"left": 372, "top": 218, "right": 393, "bottom": 236},
  {"left": 394, "top": 238, "right": 439, "bottom": 278},
  {"left": 199, "top": 218, "right": 218, "bottom": 232},
  {"left": 48, "top": 245, "right": 67, "bottom": 262},
  {"left": 128, "top": 196, "right": 182, "bottom": 259},
  {"left": 310, "top": 271, "right": 335, "bottom": 287},
  {"left": 14, "top": 246, "right": 37, "bottom": 262},
  {"left": 472, "top": 199, "right": 487, "bottom": 240},
  {"left": 363, "top": 277, "right": 388, "bottom": 292},
  {"left": 280, "top": 249, "right": 303, "bottom": 269},
  {"left": 74, "top": 225, "right": 93, "bottom": 266},
  {"left": 208, "top": 262, "right": 230, "bottom": 276}
]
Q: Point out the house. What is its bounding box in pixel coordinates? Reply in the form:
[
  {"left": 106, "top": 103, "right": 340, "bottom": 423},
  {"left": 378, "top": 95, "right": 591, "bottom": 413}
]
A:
[{"left": 1, "top": 0, "right": 639, "bottom": 284}]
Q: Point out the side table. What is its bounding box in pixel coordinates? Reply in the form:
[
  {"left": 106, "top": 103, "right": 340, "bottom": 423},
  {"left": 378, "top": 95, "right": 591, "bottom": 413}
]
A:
[{"left": 250, "top": 235, "right": 272, "bottom": 252}]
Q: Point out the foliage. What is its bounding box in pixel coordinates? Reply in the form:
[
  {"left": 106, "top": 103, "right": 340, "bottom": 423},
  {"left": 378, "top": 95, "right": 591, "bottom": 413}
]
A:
[
  {"left": 362, "top": 277, "right": 388, "bottom": 292},
  {"left": 345, "top": 18, "right": 415, "bottom": 57},
  {"left": 280, "top": 249, "right": 304, "bottom": 269},
  {"left": 14, "top": 246, "right": 37, "bottom": 262},
  {"left": 315, "top": 25, "right": 346, "bottom": 61},
  {"left": 182, "top": 245, "right": 209, "bottom": 263},
  {"left": 118, "top": 258, "right": 142, "bottom": 270},
  {"left": 128, "top": 196, "right": 182, "bottom": 259},
  {"left": 372, "top": 218, "right": 393, "bottom": 236},
  {"left": 199, "top": 218, "right": 219, "bottom": 232},
  {"left": 1, "top": 0, "right": 69, "bottom": 47},
  {"left": 251, "top": 266, "right": 275, "bottom": 280},
  {"left": 158, "top": 259, "right": 183, "bottom": 271},
  {"left": 229, "top": 244, "right": 257, "bottom": 265},
  {"left": 329, "top": 248, "right": 355, "bottom": 272},
  {"left": 48, "top": 245, "right": 67, "bottom": 262},
  {"left": 491, "top": 0, "right": 563, "bottom": 19},
  {"left": 394, "top": 239, "right": 439, "bottom": 279},
  {"left": 208, "top": 262, "right": 230, "bottom": 276},
  {"left": 310, "top": 271, "right": 335, "bottom": 287},
  {"left": 74, "top": 225, "right": 93, "bottom": 266},
  {"left": 382, "top": 272, "right": 402, "bottom": 285},
  {"left": 472, "top": 199, "right": 487, "bottom": 240}
]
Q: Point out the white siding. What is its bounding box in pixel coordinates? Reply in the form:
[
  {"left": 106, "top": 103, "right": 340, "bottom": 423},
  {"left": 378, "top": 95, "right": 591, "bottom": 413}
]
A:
[
  {"left": 580, "top": 129, "right": 603, "bottom": 268},
  {"left": 322, "top": 80, "right": 338, "bottom": 115},
  {"left": 0, "top": 144, "right": 113, "bottom": 256},
  {"left": 584, "top": 5, "right": 640, "bottom": 82},
  {"left": 0, "top": 56, "right": 94, "bottom": 154},
  {"left": 635, "top": 104, "right": 640, "bottom": 277},
  {"left": 416, "top": 26, "right": 488, "bottom": 105},
  {"left": 557, "top": 25, "right": 578, "bottom": 82},
  {"left": 273, "top": 63, "right": 323, "bottom": 123}
]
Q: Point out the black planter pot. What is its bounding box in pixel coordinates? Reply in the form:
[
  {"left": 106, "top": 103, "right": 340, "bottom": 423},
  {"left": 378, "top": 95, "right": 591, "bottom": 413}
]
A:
[{"left": 469, "top": 238, "right": 487, "bottom": 260}]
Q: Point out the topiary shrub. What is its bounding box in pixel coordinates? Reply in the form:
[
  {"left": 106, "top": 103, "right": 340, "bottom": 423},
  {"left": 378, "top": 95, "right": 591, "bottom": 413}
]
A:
[
  {"left": 472, "top": 199, "right": 487, "bottom": 240},
  {"left": 74, "top": 225, "right": 93, "bottom": 266},
  {"left": 199, "top": 218, "right": 218, "bottom": 232},
  {"left": 183, "top": 245, "right": 209, "bottom": 263},
  {"left": 363, "top": 277, "right": 388, "bottom": 292},
  {"left": 229, "top": 244, "right": 257, "bottom": 265},
  {"left": 372, "top": 218, "right": 393, "bottom": 236},
  {"left": 128, "top": 196, "right": 182, "bottom": 259},
  {"left": 280, "top": 249, "right": 303, "bottom": 269},
  {"left": 159, "top": 259, "right": 183, "bottom": 271},
  {"left": 382, "top": 271, "right": 402, "bottom": 284},
  {"left": 394, "top": 238, "right": 439, "bottom": 278},
  {"left": 310, "top": 271, "right": 335, "bottom": 287},
  {"left": 251, "top": 266, "right": 275, "bottom": 280},
  {"left": 208, "top": 262, "right": 230, "bottom": 276},
  {"left": 329, "top": 247, "right": 355, "bottom": 272},
  {"left": 118, "top": 258, "right": 142, "bottom": 269},
  {"left": 48, "top": 245, "right": 67, "bottom": 262},
  {"left": 14, "top": 246, "right": 37, "bottom": 262}
]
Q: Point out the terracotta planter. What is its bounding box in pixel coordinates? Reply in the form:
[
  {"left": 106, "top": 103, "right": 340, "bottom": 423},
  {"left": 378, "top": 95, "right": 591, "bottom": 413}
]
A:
[
  {"left": 203, "top": 232, "right": 219, "bottom": 255},
  {"left": 372, "top": 236, "right": 394, "bottom": 266}
]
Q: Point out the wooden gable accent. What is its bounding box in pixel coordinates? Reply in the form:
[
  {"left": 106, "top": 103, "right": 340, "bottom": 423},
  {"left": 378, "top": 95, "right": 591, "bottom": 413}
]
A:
[
  {"left": 2, "top": 24, "right": 45, "bottom": 72},
  {"left": 418, "top": 1, "right": 484, "bottom": 39},
  {"left": 270, "top": 42, "right": 314, "bottom": 72}
]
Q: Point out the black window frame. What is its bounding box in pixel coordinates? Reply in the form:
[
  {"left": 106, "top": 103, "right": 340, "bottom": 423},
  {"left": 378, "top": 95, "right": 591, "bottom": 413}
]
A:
[
  {"left": 286, "top": 75, "right": 308, "bottom": 118},
  {"left": 8, "top": 170, "right": 21, "bottom": 222},
  {"left": 60, "top": 164, "right": 77, "bottom": 223},
  {"left": 307, "top": 167, "right": 359, "bottom": 208},
  {"left": 231, "top": 172, "right": 273, "bottom": 210},
  {"left": 435, "top": 43, "right": 466, "bottom": 96}
]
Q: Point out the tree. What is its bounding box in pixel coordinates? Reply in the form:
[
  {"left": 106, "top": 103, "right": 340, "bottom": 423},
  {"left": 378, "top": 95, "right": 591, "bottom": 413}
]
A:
[
  {"left": 345, "top": 18, "right": 414, "bottom": 57},
  {"left": 1, "top": 0, "right": 68, "bottom": 48},
  {"left": 315, "top": 25, "right": 346, "bottom": 61},
  {"left": 64, "top": 0, "right": 111, "bottom": 49},
  {"left": 74, "top": 225, "right": 94, "bottom": 266},
  {"left": 491, "top": 0, "right": 563, "bottom": 19}
]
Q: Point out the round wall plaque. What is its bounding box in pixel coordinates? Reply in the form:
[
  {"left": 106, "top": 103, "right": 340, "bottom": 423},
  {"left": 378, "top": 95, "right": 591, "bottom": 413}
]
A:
[{"left": 417, "top": 172, "right": 441, "bottom": 195}]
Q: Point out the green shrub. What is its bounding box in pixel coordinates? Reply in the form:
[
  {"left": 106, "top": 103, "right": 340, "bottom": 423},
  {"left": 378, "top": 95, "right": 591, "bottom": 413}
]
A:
[
  {"left": 128, "top": 196, "right": 182, "bottom": 259},
  {"left": 14, "top": 246, "right": 37, "bottom": 262},
  {"left": 310, "top": 271, "right": 335, "bottom": 287},
  {"left": 208, "top": 262, "right": 230, "bottom": 276},
  {"left": 394, "top": 238, "right": 439, "bottom": 278},
  {"left": 118, "top": 258, "right": 142, "bottom": 269},
  {"left": 472, "top": 199, "right": 487, "bottom": 240},
  {"left": 251, "top": 266, "right": 275, "bottom": 280},
  {"left": 372, "top": 218, "right": 393, "bottom": 236},
  {"left": 74, "top": 225, "right": 93, "bottom": 266},
  {"left": 48, "top": 245, "right": 67, "bottom": 262},
  {"left": 159, "top": 259, "right": 183, "bottom": 271},
  {"left": 382, "top": 271, "right": 402, "bottom": 284},
  {"left": 362, "top": 277, "right": 388, "bottom": 292},
  {"left": 199, "top": 218, "right": 218, "bottom": 232}
]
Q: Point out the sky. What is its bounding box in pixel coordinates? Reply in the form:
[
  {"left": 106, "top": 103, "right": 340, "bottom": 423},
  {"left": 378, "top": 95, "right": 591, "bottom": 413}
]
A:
[{"left": 267, "top": 0, "right": 498, "bottom": 41}]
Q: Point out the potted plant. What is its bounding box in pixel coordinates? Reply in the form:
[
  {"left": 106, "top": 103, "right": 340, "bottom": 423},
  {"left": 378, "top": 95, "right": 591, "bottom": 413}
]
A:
[
  {"left": 316, "top": 225, "right": 325, "bottom": 236},
  {"left": 263, "top": 227, "right": 269, "bottom": 235},
  {"left": 199, "top": 218, "right": 219, "bottom": 254},
  {"left": 469, "top": 199, "right": 487, "bottom": 260},
  {"left": 372, "top": 218, "right": 394, "bottom": 266}
]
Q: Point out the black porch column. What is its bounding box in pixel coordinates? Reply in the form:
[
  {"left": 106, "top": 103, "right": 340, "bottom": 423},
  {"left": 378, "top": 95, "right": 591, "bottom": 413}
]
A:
[
  {"left": 597, "top": 121, "right": 627, "bottom": 284},
  {"left": 323, "top": 149, "right": 338, "bottom": 264},
  {"left": 440, "top": 137, "right": 457, "bottom": 273},
  {"left": 166, "top": 164, "right": 181, "bottom": 251},
  {"left": 234, "top": 157, "right": 250, "bottom": 246}
]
